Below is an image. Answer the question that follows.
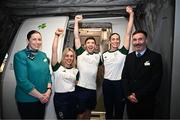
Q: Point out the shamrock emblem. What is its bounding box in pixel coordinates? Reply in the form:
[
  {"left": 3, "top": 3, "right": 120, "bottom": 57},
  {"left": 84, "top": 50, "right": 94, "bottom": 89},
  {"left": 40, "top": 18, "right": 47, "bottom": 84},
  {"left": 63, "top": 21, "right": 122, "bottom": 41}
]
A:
[{"left": 38, "top": 23, "right": 47, "bottom": 29}]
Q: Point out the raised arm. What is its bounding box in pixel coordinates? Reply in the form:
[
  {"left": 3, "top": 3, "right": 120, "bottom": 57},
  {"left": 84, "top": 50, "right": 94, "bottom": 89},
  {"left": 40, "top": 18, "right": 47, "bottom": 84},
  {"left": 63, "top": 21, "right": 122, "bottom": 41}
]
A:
[
  {"left": 74, "top": 15, "right": 83, "bottom": 49},
  {"left": 51, "top": 28, "right": 64, "bottom": 66},
  {"left": 124, "top": 6, "right": 134, "bottom": 50}
]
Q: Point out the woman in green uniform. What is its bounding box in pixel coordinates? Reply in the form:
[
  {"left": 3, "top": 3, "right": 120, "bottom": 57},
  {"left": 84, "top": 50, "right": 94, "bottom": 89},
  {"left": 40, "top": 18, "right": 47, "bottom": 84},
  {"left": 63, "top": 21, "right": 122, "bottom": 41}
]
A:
[{"left": 13, "top": 30, "right": 52, "bottom": 119}]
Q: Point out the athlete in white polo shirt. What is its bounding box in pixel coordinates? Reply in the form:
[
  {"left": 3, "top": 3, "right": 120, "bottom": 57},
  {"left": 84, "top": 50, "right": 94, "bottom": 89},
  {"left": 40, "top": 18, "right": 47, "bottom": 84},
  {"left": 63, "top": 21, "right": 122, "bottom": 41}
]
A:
[
  {"left": 102, "top": 6, "right": 134, "bottom": 119},
  {"left": 51, "top": 28, "right": 78, "bottom": 119},
  {"left": 74, "top": 15, "right": 102, "bottom": 119}
]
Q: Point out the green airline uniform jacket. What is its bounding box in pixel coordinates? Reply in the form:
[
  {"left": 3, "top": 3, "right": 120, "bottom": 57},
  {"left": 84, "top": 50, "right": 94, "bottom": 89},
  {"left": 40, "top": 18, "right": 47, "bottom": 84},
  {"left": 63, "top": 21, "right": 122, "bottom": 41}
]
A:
[{"left": 13, "top": 48, "right": 52, "bottom": 102}]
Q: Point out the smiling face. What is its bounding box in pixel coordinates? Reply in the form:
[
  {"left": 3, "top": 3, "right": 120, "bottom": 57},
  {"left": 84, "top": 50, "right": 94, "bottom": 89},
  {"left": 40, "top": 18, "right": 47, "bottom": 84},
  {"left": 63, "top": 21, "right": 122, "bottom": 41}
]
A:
[
  {"left": 27, "top": 32, "right": 42, "bottom": 50},
  {"left": 85, "top": 38, "right": 96, "bottom": 53},
  {"left": 61, "top": 48, "right": 76, "bottom": 68},
  {"left": 132, "top": 32, "right": 147, "bottom": 52},
  {"left": 109, "top": 33, "right": 120, "bottom": 51},
  {"left": 64, "top": 51, "right": 74, "bottom": 67}
]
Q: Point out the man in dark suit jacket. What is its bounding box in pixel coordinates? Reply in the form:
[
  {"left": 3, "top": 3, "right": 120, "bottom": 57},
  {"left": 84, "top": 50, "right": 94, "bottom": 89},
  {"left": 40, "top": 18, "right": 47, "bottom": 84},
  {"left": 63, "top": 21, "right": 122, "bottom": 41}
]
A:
[{"left": 122, "top": 30, "right": 163, "bottom": 119}]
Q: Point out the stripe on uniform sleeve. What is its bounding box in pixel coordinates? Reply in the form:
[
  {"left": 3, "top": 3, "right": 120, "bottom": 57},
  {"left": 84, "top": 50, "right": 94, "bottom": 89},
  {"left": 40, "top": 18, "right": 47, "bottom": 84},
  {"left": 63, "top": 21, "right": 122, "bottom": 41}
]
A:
[
  {"left": 119, "top": 46, "right": 129, "bottom": 55},
  {"left": 52, "top": 62, "right": 60, "bottom": 71},
  {"left": 76, "top": 46, "right": 85, "bottom": 56}
]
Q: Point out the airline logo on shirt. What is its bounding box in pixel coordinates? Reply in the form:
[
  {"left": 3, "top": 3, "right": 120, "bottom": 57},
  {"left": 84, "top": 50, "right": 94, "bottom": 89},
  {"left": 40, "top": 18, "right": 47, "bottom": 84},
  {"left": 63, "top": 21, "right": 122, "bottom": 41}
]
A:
[{"left": 43, "top": 58, "right": 48, "bottom": 62}]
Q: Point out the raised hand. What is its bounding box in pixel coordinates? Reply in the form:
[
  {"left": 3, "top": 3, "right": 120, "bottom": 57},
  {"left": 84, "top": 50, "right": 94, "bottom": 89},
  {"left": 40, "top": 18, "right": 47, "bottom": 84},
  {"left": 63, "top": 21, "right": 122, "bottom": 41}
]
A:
[
  {"left": 126, "top": 6, "right": 134, "bottom": 14},
  {"left": 55, "top": 28, "right": 64, "bottom": 37},
  {"left": 75, "top": 15, "right": 83, "bottom": 23}
]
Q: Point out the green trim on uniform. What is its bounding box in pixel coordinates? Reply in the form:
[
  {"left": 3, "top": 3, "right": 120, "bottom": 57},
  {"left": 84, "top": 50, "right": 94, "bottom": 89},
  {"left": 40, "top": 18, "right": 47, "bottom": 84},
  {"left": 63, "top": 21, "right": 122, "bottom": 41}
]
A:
[
  {"left": 76, "top": 46, "right": 85, "bottom": 56},
  {"left": 52, "top": 62, "right": 60, "bottom": 72},
  {"left": 119, "top": 46, "right": 129, "bottom": 55},
  {"left": 107, "top": 50, "right": 118, "bottom": 53},
  {"left": 76, "top": 72, "right": 80, "bottom": 81}
]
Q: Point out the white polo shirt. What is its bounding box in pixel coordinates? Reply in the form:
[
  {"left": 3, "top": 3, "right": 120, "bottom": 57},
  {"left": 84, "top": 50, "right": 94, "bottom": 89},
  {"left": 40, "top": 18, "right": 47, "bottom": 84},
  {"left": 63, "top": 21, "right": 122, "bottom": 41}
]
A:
[
  {"left": 52, "top": 63, "right": 78, "bottom": 93},
  {"left": 102, "top": 46, "right": 128, "bottom": 81},
  {"left": 76, "top": 47, "right": 101, "bottom": 90}
]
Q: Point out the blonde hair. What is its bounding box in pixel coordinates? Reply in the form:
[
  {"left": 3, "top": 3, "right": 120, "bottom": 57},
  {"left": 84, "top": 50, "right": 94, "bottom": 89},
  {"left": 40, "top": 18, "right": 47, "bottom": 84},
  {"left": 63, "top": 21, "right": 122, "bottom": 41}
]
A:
[{"left": 60, "top": 47, "right": 77, "bottom": 68}]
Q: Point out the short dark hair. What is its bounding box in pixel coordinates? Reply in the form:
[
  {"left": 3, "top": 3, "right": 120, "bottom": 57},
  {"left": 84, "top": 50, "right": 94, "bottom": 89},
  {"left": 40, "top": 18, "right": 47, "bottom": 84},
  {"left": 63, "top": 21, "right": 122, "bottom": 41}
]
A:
[
  {"left": 132, "top": 30, "right": 147, "bottom": 38},
  {"left": 27, "top": 30, "right": 41, "bottom": 40},
  {"left": 85, "top": 36, "right": 96, "bottom": 44}
]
